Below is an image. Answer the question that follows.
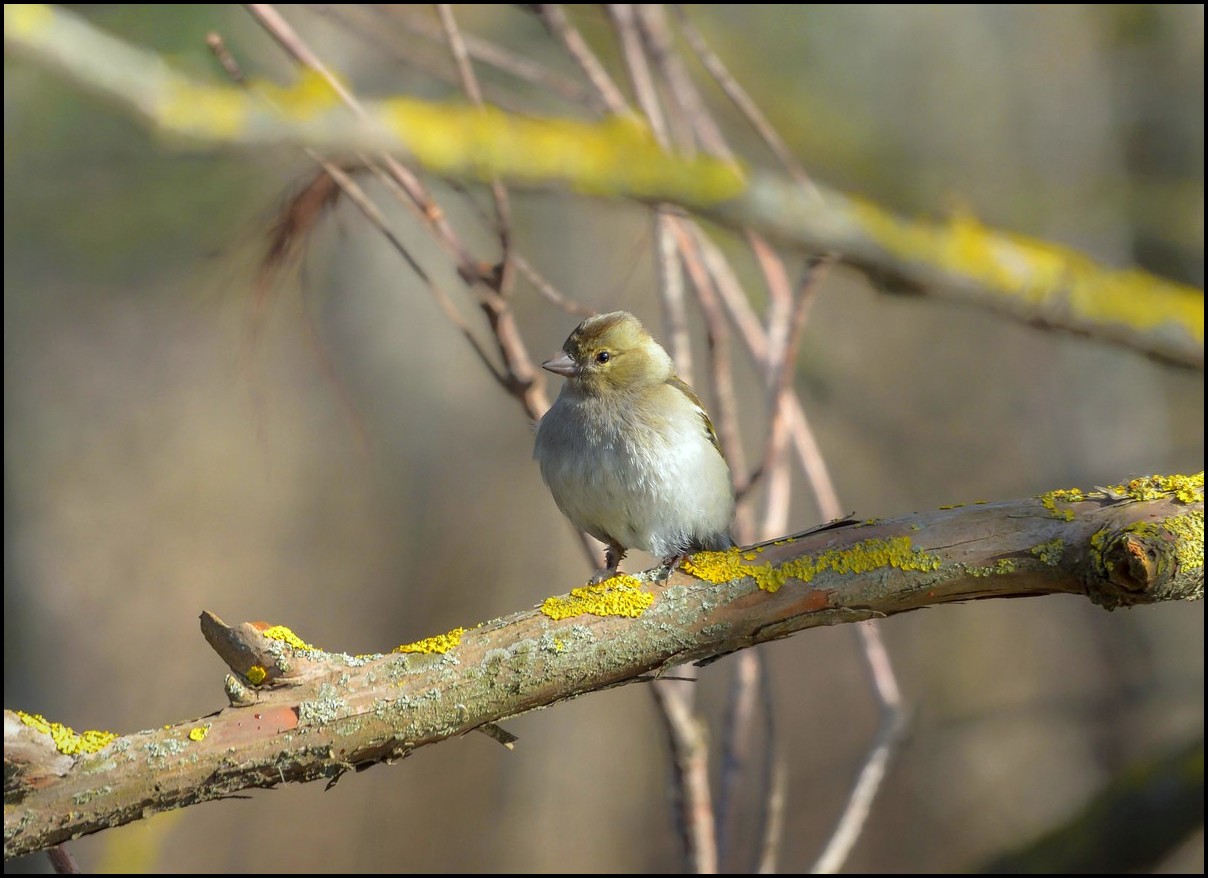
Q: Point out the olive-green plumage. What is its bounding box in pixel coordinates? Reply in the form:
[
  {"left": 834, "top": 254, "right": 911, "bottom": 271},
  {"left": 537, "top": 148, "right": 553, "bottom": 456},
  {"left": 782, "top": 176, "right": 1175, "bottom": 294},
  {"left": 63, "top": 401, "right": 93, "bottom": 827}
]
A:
[{"left": 534, "top": 311, "right": 735, "bottom": 579}]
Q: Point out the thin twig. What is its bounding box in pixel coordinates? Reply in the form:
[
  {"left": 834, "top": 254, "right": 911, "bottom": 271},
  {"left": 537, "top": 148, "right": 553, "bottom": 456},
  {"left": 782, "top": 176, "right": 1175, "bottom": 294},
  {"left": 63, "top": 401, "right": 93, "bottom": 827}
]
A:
[
  {"left": 610, "top": 7, "right": 695, "bottom": 388},
  {"left": 634, "top": 5, "right": 731, "bottom": 159},
  {"left": 437, "top": 5, "right": 546, "bottom": 424},
  {"left": 534, "top": 4, "right": 630, "bottom": 115},
  {"left": 245, "top": 4, "right": 481, "bottom": 280},
  {"left": 205, "top": 31, "right": 245, "bottom": 82},
  {"left": 715, "top": 648, "right": 759, "bottom": 868},
  {"left": 785, "top": 400, "right": 843, "bottom": 521},
  {"left": 761, "top": 257, "right": 831, "bottom": 538},
  {"left": 757, "top": 753, "right": 788, "bottom": 874},
  {"left": 47, "top": 845, "right": 80, "bottom": 875},
  {"left": 692, "top": 231, "right": 841, "bottom": 512},
  {"left": 250, "top": 4, "right": 549, "bottom": 420},
  {"left": 512, "top": 253, "right": 595, "bottom": 317},
  {"left": 656, "top": 213, "right": 694, "bottom": 383},
  {"left": 671, "top": 5, "right": 821, "bottom": 200},
  {"left": 750, "top": 234, "right": 795, "bottom": 384},
  {"left": 437, "top": 4, "right": 485, "bottom": 105},
  {"left": 376, "top": 5, "right": 599, "bottom": 108},
  {"left": 609, "top": 4, "right": 670, "bottom": 146},
  {"left": 435, "top": 3, "right": 514, "bottom": 251},
  {"left": 316, "top": 161, "right": 509, "bottom": 388},
  {"left": 810, "top": 621, "right": 909, "bottom": 874},
  {"left": 667, "top": 218, "right": 750, "bottom": 512},
  {"left": 652, "top": 679, "right": 719, "bottom": 874},
  {"left": 754, "top": 652, "right": 786, "bottom": 874}
]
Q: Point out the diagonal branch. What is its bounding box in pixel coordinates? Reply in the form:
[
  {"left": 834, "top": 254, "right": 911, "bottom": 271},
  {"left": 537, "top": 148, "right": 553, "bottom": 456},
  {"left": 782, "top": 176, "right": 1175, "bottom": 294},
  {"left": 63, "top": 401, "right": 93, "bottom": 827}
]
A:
[{"left": 6, "top": 476, "right": 1202, "bottom": 859}]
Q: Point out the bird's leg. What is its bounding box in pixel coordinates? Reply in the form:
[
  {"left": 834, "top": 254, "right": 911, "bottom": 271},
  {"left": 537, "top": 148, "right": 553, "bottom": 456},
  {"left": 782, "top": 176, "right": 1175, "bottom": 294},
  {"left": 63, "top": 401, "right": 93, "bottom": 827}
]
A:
[
  {"left": 660, "top": 552, "right": 690, "bottom": 580},
  {"left": 590, "top": 544, "right": 627, "bottom": 584}
]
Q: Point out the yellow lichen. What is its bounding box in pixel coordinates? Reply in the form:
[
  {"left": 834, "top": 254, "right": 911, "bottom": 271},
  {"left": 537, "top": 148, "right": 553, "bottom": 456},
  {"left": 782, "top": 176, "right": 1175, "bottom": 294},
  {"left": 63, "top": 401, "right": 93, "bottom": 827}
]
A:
[
  {"left": 1030, "top": 538, "right": 1066, "bottom": 566},
  {"left": 394, "top": 627, "right": 466, "bottom": 655},
  {"left": 1162, "top": 510, "right": 1205, "bottom": 574},
  {"left": 681, "top": 547, "right": 750, "bottom": 583},
  {"left": 1090, "top": 508, "right": 1202, "bottom": 581},
  {"left": 939, "top": 504, "right": 964, "bottom": 510},
  {"left": 15, "top": 711, "right": 117, "bottom": 755},
  {"left": 381, "top": 101, "right": 745, "bottom": 202},
  {"left": 256, "top": 70, "right": 341, "bottom": 120},
  {"left": 4, "top": 3, "right": 53, "bottom": 36},
  {"left": 683, "top": 537, "right": 942, "bottom": 594},
  {"left": 159, "top": 71, "right": 342, "bottom": 143},
  {"left": 188, "top": 726, "right": 209, "bottom": 742},
  {"left": 261, "top": 625, "right": 315, "bottom": 651},
  {"left": 1039, "top": 487, "right": 1086, "bottom": 521},
  {"left": 847, "top": 200, "right": 1202, "bottom": 346},
  {"left": 1105, "top": 473, "right": 1204, "bottom": 504},
  {"left": 246, "top": 665, "right": 268, "bottom": 686},
  {"left": 541, "top": 575, "right": 655, "bottom": 621},
  {"left": 157, "top": 78, "right": 247, "bottom": 140}
]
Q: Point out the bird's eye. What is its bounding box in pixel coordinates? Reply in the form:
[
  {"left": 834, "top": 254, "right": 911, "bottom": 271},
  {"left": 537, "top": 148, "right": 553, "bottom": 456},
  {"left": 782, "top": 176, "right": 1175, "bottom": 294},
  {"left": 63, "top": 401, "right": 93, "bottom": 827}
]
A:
[{"left": 595, "top": 351, "right": 611, "bottom": 364}]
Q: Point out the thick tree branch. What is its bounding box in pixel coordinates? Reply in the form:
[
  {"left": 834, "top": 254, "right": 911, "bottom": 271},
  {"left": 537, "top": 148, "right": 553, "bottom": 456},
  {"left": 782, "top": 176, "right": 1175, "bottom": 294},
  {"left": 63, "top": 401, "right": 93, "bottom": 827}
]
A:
[
  {"left": 5, "top": 4, "right": 1201, "bottom": 368},
  {"left": 5, "top": 475, "right": 1201, "bottom": 859}
]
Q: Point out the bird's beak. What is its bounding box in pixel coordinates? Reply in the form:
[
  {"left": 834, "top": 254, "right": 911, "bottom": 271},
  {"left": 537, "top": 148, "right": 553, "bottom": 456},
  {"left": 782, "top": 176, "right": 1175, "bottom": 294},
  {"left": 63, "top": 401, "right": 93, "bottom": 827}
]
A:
[{"left": 542, "top": 352, "right": 578, "bottom": 377}]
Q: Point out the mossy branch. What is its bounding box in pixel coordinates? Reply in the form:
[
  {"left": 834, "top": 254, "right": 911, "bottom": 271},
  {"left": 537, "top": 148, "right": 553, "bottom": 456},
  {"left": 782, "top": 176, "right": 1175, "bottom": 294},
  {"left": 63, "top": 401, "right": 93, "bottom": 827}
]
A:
[
  {"left": 4, "top": 4, "right": 1202, "bottom": 367},
  {"left": 4, "top": 474, "right": 1202, "bottom": 859}
]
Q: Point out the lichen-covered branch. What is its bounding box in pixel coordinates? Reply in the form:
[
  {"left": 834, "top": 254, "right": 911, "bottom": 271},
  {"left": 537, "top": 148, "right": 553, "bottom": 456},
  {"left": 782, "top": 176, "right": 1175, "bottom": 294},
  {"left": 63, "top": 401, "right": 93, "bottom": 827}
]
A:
[
  {"left": 4, "top": 4, "right": 1201, "bottom": 367},
  {"left": 4, "top": 474, "right": 1201, "bottom": 859}
]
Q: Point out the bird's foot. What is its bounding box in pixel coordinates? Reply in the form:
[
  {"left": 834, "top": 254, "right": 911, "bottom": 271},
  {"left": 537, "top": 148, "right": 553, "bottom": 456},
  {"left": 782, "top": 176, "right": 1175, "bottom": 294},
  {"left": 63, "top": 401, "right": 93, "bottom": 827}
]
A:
[
  {"left": 588, "top": 543, "right": 627, "bottom": 583},
  {"left": 659, "top": 552, "right": 691, "bottom": 580},
  {"left": 589, "top": 566, "right": 620, "bottom": 585}
]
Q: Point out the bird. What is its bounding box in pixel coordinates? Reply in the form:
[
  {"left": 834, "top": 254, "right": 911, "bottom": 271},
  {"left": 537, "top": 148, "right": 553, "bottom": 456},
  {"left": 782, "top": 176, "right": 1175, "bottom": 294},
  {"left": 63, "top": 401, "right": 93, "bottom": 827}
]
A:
[{"left": 533, "top": 311, "right": 735, "bottom": 582}]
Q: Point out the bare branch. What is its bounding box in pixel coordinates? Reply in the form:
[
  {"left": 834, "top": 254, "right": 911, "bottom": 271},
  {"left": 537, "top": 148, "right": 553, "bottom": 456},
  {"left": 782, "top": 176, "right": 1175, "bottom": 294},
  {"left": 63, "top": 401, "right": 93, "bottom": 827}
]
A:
[
  {"left": 652, "top": 679, "right": 719, "bottom": 874},
  {"left": 809, "top": 621, "right": 909, "bottom": 874},
  {"left": 535, "top": 5, "right": 629, "bottom": 115},
  {"left": 671, "top": 5, "right": 820, "bottom": 199},
  {"left": 760, "top": 257, "right": 831, "bottom": 538}
]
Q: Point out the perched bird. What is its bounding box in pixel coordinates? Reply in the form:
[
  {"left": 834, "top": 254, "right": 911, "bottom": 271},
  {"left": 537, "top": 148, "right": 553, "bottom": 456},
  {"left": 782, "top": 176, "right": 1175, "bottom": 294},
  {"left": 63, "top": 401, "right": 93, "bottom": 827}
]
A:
[{"left": 534, "top": 311, "right": 735, "bottom": 581}]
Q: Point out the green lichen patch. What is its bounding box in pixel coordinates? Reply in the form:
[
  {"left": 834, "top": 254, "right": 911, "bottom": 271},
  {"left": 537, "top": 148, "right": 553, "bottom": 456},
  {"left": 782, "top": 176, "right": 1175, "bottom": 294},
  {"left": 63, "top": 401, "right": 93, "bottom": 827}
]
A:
[
  {"left": 1163, "top": 510, "right": 1205, "bottom": 574},
  {"left": 964, "top": 559, "right": 1017, "bottom": 578},
  {"left": 1105, "top": 473, "right": 1204, "bottom": 504},
  {"left": 1039, "top": 487, "right": 1086, "bottom": 521},
  {"left": 1090, "top": 509, "right": 1203, "bottom": 582},
  {"left": 1030, "top": 538, "right": 1066, "bottom": 566}
]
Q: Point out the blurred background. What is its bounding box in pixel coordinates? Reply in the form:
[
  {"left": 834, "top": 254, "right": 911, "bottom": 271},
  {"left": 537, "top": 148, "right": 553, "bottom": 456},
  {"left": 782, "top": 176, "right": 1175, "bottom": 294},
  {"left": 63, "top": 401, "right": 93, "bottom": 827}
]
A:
[{"left": 4, "top": 4, "right": 1203, "bottom": 873}]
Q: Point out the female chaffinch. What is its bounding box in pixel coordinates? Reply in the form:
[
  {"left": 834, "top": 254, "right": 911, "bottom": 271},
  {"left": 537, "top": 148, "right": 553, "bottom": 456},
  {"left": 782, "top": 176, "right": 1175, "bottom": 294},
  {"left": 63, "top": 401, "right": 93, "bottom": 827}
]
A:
[{"left": 534, "top": 311, "right": 735, "bottom": 581}]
